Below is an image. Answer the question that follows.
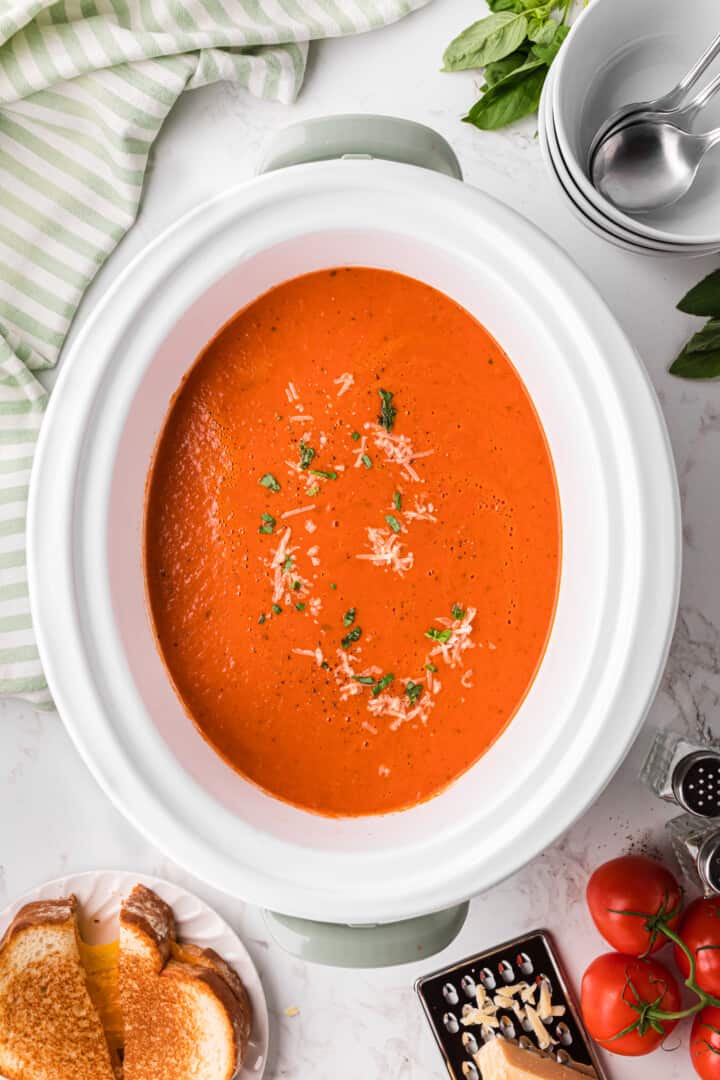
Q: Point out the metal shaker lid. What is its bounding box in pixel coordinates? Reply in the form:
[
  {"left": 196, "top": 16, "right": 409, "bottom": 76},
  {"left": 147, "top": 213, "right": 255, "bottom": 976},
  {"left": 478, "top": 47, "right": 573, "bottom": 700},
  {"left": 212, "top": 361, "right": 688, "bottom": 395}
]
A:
[
  {"left": 697, "top": 831, "right": 720, "bottom": 894},
  {"left": 672, "top": 750, "right": 720, "bottom": 818}
]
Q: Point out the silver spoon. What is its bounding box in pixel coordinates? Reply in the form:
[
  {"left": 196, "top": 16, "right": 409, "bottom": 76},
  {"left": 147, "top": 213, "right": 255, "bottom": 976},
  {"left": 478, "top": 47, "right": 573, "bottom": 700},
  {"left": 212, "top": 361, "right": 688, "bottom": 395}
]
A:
[
  {"left": 609, "top": 69, "right": 720, "bottom": 137},
  {"left": 588, "top": 30, "right": 720, "bottom": 160},
  {"left": 591, "top": 119, "right": 720, "bottom": 212}
]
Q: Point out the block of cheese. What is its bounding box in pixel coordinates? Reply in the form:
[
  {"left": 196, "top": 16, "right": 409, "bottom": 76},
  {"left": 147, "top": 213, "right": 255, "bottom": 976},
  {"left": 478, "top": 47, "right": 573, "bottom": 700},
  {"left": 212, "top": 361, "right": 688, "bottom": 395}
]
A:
[{"left": 474, "top": 1038, "right": 591, "bottom": 1079}]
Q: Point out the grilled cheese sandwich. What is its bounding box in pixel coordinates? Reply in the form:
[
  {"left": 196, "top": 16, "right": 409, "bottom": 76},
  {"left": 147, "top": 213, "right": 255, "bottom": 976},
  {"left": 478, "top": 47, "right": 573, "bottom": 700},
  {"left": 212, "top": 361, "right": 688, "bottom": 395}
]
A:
[{"left": 0, "top": 886, "right": 252, "bottom": 1080}]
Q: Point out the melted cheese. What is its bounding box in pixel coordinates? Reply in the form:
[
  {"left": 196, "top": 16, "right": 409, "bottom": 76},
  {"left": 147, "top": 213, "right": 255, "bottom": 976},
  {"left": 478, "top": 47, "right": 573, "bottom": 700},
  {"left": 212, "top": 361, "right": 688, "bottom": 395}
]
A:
[
  {"left": 78, "top": 940, "right": 122, "bottom": 1065},
  {"left": 78, "top": 936, "right": 210, "bottom": 1069}
]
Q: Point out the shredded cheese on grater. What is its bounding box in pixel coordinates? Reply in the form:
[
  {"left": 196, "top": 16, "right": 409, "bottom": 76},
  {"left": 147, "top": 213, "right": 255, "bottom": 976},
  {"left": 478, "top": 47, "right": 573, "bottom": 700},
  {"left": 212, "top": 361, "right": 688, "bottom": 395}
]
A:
[{"left": 461, "top": 976, "right": 564, "bottom": 1054}]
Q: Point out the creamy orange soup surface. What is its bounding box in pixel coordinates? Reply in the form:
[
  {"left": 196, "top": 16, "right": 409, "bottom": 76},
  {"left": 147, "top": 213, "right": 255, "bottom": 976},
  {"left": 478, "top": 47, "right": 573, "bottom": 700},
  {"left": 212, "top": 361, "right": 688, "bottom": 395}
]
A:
[{"left": 144, "top": 268, "right": 560, "bottom": 816}]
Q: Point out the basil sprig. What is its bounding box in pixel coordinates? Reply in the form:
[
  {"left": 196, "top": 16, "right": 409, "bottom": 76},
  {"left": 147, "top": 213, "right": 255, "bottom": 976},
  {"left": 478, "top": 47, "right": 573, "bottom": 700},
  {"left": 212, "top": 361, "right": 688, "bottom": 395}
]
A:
[
  {"left": 670, "top": 271, "right": 720, "bottom": 379},
  {"left": 443, "top": 0, "right": 572, "bottom": 131}
]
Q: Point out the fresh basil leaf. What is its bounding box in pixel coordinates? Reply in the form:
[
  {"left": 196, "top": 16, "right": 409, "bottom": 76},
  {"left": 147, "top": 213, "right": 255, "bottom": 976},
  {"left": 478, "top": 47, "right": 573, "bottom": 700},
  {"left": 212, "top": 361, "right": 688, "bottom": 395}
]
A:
[
  {"left": 677, "top": 270, "right": 720, "bottom": 317},
  {"left": 525, "top": 15, "right": 547, "bottom": 41},
  {"left": 484, "top": 48, "right": 530, "bottom": 88},
  {"left": 489, "top": 54, "right": 546, "bottom": 85},
  {"left": 487, "top": 0, "right": 525, "bottom": 11},
  {"left": 669, "top": 345, "right": 720, "bottom": 379},
  {"left": 443, "top": 12, "right": 528, "bottom": 71},
  {"left": 464, "top": 63, "right": 547, "bottom": 131},
  {"left": 680, "top": 317, "right": 720, "bottom": 354},
  {"left": 527, "top": 15, "right": 555, "bottom": 43},
  {"left": 531, "top": 22, "right": 569, "bottom": 63}
]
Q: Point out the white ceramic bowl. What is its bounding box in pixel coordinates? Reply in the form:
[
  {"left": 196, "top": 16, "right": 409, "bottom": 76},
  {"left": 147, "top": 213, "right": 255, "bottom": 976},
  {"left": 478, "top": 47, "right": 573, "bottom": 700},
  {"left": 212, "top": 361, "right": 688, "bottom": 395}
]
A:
[
  {"left": 27, "top": 158, "right": 680, "bottom": 925},
  {"left": 540, "top": 68, "right": 720, "bottom": 257},
  {"left": 553, "top": 0, "right": 720, "bottom": 245},
  {"left": 539, "top": 71, "right": 667, "bottom": 257}
]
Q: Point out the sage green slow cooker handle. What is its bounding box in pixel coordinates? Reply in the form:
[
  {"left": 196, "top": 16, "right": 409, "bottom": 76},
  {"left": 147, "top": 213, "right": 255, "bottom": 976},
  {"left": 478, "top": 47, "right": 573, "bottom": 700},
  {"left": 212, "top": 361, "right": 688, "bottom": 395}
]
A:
[
  {"left": 264, "top": 902, "right": 469, "bottom": 967},
  {"left": 257, "top": 114, "right": 462, "bottom": 179}
]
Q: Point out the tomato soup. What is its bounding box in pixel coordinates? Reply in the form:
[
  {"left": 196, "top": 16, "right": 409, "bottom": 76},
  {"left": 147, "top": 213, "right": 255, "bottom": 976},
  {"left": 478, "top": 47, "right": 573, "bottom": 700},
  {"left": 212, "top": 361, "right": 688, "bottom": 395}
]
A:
[{"left": 144, "top": 268, "right": 560, "bottom": 816}]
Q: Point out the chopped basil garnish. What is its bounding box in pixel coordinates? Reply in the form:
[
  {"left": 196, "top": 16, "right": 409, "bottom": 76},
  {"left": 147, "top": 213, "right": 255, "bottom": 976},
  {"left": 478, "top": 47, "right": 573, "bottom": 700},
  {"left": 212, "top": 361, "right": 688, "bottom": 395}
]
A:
[
  {"left": 451, "top": 604, "right": 465, "bottom": 620},
  {"left": 424, "top": 662, "right": 438, "bottom": 672},
  {"left": 283, "top": 555, "right": 293, "bottom": 573},
  {"left": 406, "top": 681, "right": 423, "bottom": 705},
  {"left": 259, "top": 473, "right": 281, "bottom": 493},
  {"left": 295, "top": 602, "right": 306, "bottom": 611},
  {"left": 393, "top": 491, "right": 402, "bottom": 511},
  {"left": 329, "top": 583, "right": 337, "bottom": 590},
  {"left": 258, "top": 512, "right": 276, "bottom": 535},
  {"left": 292, "top": 580, "right": 302, "bottom": 591},
  {"left": 321, "top": 660, "right": 331, "bottom": 670},
  {"left": 272, "top": 604, "right": 282, "bottom": 615},
  {"left": 299, "top": 441, "right": 316, "bottom": 470},
  {"left": 258, "top": 613, "right": 266, "bottom": 625},
  {"left": 385, "top": 514, "right": 401, "bottom": 534},
  {"left": 343, "top": 608, "right": 356, "bottom": 628},
  {"left": 426, "top": 627, "right": 452, "bottom": 644},
  {"left": 378, "top": 388, "right": 397, "bottom": 432},
  {"left": 307, "top": 485, "right": 320, "bottom": 497},
  {"left": 310, "top": 468, "right": 338, "bottom": 480},
  {"left": 371, "top": 673, "right": 394, "bottom": 697},
  {"left": 353, "top": 675, "right": 375, "bottom": 685},
  {"left": 351, "top": 431, "right": 361, "bottom": 441},
  {"left": 341, "top": 625, "right": 362, "bottom": 649},
  {"left": 361, "top": 454, "right": 372, "bottom": 469}
]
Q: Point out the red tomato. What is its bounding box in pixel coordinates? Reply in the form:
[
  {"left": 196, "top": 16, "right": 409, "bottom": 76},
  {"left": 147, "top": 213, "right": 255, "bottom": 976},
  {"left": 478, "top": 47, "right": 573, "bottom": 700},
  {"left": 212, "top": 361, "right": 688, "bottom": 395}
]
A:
[
  {"left": 581, "top": 952, "right": 681, "bottom": 1056},
  {"left": 675, "top": 898, "right": 720, "bottom": 997},
  {"left": 586, "top": 855, "right": 683, "bottom": 955},
  {"left": 691, "top": 1006, "right": 720, "bottom": 1079}
]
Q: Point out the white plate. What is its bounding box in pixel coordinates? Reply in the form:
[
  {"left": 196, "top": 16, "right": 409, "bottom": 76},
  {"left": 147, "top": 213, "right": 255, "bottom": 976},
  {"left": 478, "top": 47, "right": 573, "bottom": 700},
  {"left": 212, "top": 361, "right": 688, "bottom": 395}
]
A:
[
  {"left": 0, "top": 870, "right": 269, "bottom": 1079},
  {"left": 540, "top": 67, "right": 720, "bottom": 257},
  {"left": 553, "top": 0, "right": 720, "bottom": 245},
  {"left": 27, "top": 158, "right": 680, "bottom": 924}
]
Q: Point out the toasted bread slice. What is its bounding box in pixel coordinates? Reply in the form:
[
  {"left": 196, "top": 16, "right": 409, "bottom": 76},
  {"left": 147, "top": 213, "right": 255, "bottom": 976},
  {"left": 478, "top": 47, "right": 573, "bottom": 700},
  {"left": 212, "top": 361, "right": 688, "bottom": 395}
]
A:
[
  {"left": 0, "top": 895, "right": 116, "bottom": 1080},
  {"left": 119, "top": 884, "right": 251, "bottom": 1080}
]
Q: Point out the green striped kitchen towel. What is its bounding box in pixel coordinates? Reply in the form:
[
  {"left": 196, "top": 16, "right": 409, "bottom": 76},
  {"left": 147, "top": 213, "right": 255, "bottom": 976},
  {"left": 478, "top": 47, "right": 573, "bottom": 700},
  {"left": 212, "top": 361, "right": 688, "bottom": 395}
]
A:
[{"left": 0, "top": 0, "right": 429, "bottom": 709}]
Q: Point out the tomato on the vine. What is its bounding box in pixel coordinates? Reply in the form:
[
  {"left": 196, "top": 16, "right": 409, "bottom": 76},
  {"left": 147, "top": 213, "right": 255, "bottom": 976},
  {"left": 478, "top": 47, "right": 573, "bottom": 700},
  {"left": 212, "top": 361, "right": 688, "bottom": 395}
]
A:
[
  {"left": 580, "top": 952, "right": 681, "bottom": 1056},
  {"left": 675, "top": 898, "right": 720, "bottom": 997},
  {"left": 691, "top": 1006, "right": 720, "bottom": 1079},
  {"left": 586, "top": 855, "right": 683, "bottom": 955}
]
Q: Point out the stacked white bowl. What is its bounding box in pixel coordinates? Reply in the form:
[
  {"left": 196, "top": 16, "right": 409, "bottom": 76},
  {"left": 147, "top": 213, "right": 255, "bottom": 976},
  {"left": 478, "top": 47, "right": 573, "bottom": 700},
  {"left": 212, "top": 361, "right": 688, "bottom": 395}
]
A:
[{"left": 540, "top": 0, "right": 720, "bottom": 256}]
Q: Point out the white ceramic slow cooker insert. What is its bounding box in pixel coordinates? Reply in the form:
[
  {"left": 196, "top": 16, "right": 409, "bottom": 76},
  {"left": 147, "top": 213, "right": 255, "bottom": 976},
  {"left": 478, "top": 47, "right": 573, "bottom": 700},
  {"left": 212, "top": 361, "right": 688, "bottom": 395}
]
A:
[{"left": 27, "top": 124, "right": 680, "bottom": 928}]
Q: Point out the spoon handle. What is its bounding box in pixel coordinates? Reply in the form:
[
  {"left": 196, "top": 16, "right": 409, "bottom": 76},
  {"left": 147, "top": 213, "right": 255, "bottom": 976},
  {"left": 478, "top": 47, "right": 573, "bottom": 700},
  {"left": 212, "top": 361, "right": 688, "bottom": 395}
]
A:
[
  {"left": 588, "top": 31, "right": 720, "bottom": 163},
  {"left": 676, "top": 30, "right": 720, "bottom": 99},
  {"left": 680, "top": 70, "right": 720, "bottom": 122},
  {"left": 702, "top": 126, "right": 720, "bottom": 151}
]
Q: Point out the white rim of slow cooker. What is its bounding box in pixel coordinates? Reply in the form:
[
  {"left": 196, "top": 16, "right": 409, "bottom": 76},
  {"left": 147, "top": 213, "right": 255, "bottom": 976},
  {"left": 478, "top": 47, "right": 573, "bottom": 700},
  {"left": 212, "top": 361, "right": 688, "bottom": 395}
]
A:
[{"left": 28, "top": 162, "right": 680, "bottom": 923}]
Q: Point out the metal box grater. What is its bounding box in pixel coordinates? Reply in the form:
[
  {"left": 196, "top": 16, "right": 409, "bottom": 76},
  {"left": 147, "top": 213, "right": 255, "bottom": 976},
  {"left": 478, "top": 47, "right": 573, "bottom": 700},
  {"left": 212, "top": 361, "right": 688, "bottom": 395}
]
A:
[{"left": 415, "top": 929, "right": 606, "bottom": 1079}]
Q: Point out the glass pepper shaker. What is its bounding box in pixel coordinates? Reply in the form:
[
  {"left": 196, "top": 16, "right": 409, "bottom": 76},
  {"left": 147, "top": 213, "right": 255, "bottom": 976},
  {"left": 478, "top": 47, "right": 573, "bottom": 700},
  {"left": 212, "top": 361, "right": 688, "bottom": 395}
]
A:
[
  {"left": 641, "top": 729, "right": 720, "bottom": 817},
  {"left": 667, "top": 814, "right": 720, "bottom": 895}
]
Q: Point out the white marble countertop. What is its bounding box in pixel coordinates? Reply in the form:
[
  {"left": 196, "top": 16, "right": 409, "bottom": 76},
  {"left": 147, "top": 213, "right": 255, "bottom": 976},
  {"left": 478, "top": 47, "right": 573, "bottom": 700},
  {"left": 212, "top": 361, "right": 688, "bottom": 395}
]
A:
[{"left": 2, "top": 2, "right": 719, "bottom": 1078}]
